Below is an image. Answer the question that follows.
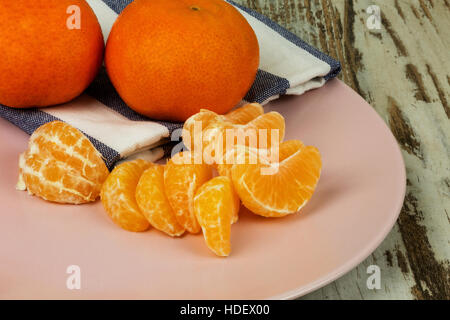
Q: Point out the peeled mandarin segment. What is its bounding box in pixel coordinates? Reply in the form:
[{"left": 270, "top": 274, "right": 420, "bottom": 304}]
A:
[
  {"left": 17, "top": 121, "right": 109, "bottom": 204},
  {"left": 217, "top": 146, "right": 266, "bottom": 180},
  {"left": 202, "top": 120, "right": 238, "bottom": 164},
  {"left": 212, "top": 111, "right": 286, "bottom": 165},
  {"left": 231, "top": 187, "right": 241, "bottom": 224},
  {"left": 27, "top": 121, "right": 109, "bottom": 185},
  {"left": 164, "top": 152, "right": 213, "bottom": 234},
  {"left": 182, "top": 109, "right": 223, "bottom": 151},
  {"left": 214, "top": 148, "right": 242, "bottom": 224},
  {"left": 183, "top": 104, "right": 264, "bottom": 157},
  {"left": 101, "top": 159, "right": 151, "bottom": 232},
  {"left": 184, "top": 102, "right": 264, "bottom": 145},
  {"left": 136, "top": 165, "right": 185, "bottom": 237},
  {"left": 194, "top": 176, "right": 235, "bottom": 257},
  {"left": 278, "top": 140, "right": 305, "bottom": 161},
  {"left": 224, "top": 103, "right": 264, "bottom": 124},
  {"left": 20, "top": 152, "right": 101, "bottom": 204},
  {"left": 216, "top": 140, "right": 300, "bottom": 180},
  {"left": 244, "top": 111, "right": 285, "bottom": 149},
  {"left": 231, "top": 144, "right": 322, "bottom": 218}
]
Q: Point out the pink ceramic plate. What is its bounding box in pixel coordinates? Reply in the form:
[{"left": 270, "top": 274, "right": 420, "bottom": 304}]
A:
[{"left": 0, "top": 79, "right": 405, "bottom": 299}]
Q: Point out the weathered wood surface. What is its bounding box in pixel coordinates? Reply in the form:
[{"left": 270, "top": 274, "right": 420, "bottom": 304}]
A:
[{"left": 233, "top": 0, "right": 450, "bottom": 300}]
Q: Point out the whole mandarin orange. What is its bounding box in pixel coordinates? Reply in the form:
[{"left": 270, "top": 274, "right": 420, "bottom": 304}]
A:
[
  {"left": 105, "top": 0, "right": 259, "bottom": 122},
  {"left": 0, "top": 0, "right": 104, "bottom": 108}
]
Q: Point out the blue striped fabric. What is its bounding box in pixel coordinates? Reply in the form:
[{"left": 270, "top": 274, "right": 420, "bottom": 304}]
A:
[
  {"left": 0, "top": 0, "right": 340, "bottom": 169},
  {"left": 0, "top": 104, "right": 121, "bottom": 168}
]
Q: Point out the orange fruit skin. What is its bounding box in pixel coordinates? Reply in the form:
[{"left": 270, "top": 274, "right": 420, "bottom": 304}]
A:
[
  {"left": 231, "top": 143, "right": 322, "bottom": 218},
  {"left": 164, "top": 152, "right": 213, "bottom": 234},
  {"left": 105, "top": 0, "right": 259, "bottom": 122},
  {"left": 0, "top": 0, "right": 104, "bottom": 108},
  {"left": 136, "top": 165, "right": 185, "bottom": 237},
  {"left": 17, "top": 121, "right": 109, "bottom": 204},
  {"left": 194, "top": 176, "right": 238, "bottom": 257},
  {"left": 101, "top": 160, "right": 152, "bottom": 232}
]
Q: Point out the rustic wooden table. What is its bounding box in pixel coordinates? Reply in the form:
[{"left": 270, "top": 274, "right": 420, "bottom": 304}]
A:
[{"left": 233, "top": 0, "right": 450, "bottom": 300}]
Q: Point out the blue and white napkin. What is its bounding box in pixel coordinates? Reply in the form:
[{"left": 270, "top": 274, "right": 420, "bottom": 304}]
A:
[{"left": 0, "top": 0, "right": 340, "bottom": 169}]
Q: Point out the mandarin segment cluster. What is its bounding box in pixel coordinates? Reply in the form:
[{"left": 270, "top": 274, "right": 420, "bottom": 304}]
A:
[
  {"left": 17, "top": 103, "right": 321, "bottom": 257},
  {"left": 17, "top": 121, "right": 109, "bottom": 204},
  {"left": 182, "top": 105, "right": 322, "bottom": 221}
]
